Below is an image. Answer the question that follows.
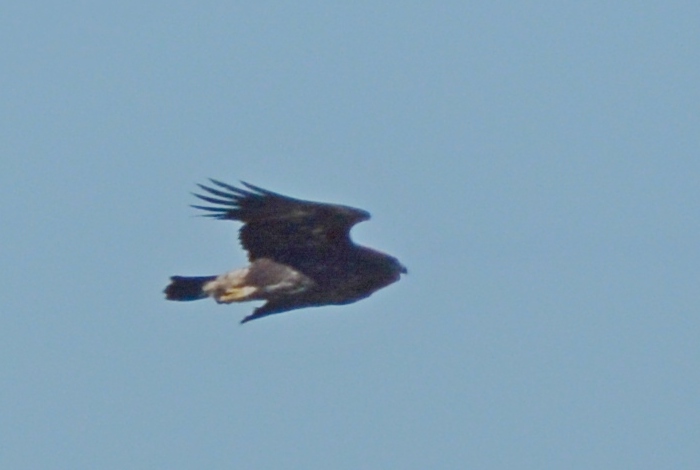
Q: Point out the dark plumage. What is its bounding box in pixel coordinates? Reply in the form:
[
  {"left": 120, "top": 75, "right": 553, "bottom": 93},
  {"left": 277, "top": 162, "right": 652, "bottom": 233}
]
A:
[{"left": 164, "top": 180, "right": 406, "bottom": 323}]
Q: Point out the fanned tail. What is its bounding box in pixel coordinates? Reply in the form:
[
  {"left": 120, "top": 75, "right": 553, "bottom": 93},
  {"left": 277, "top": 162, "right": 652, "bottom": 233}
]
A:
[{"left": 164, "top": 276, "right": 217, "bottom": 301}]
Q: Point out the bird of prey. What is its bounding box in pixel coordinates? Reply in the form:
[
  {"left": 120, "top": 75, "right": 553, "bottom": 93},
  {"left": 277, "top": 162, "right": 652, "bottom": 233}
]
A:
[{"left": 164, "top": 180, "right": 407, "bottom": 323}]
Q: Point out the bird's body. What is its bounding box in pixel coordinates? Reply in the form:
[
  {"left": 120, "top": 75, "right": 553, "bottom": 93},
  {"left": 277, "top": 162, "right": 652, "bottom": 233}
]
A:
[{"left": 164, "top": 180, "right": 406, "bottom": 323}]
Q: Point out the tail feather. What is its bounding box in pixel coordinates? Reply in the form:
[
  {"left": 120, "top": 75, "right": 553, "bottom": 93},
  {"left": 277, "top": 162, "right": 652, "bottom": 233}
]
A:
[{"left": 164, "top": 275, "right": 216, "bottom": 301}]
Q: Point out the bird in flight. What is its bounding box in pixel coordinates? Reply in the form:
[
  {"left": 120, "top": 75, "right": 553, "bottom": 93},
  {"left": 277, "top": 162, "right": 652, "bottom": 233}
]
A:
[{"left": 164, "top": 180, "right": 407, "bottom": 323}]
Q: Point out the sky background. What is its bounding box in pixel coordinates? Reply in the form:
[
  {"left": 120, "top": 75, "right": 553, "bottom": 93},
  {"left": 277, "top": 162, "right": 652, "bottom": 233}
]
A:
[{"left": 2, "top": 1, "right": 699, "bottom": 468}]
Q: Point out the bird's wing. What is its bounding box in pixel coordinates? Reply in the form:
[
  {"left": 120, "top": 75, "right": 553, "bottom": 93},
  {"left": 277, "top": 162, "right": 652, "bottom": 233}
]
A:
[{"left": 192, "top": 180, "right": 370, "bottom": 265}]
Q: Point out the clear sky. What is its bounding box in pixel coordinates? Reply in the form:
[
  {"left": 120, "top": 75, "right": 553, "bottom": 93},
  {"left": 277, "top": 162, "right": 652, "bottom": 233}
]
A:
[{"left": 2, "top": 2, "right": 699, "bottom": 468}]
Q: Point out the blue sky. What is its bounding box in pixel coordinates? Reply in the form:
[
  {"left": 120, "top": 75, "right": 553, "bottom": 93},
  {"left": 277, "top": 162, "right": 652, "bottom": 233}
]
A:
[{"left": 2, "top": 1, "right": 699, "bottom": 468}]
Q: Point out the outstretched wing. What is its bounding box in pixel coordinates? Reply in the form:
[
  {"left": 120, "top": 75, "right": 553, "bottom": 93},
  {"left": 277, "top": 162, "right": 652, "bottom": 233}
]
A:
[{"left": 192, "top": 180, "right": 370, "bottom": 266}]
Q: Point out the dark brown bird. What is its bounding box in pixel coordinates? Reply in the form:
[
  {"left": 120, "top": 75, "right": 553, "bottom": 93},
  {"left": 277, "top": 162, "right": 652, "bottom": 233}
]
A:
[{"left": 164, "top": 180, "right": 406, "bottom": 323}]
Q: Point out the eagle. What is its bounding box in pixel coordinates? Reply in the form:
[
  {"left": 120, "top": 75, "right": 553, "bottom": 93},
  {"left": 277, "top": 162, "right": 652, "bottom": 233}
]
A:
[{"left": 164, "top": 180, "right": 407, "bottom": 323}]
